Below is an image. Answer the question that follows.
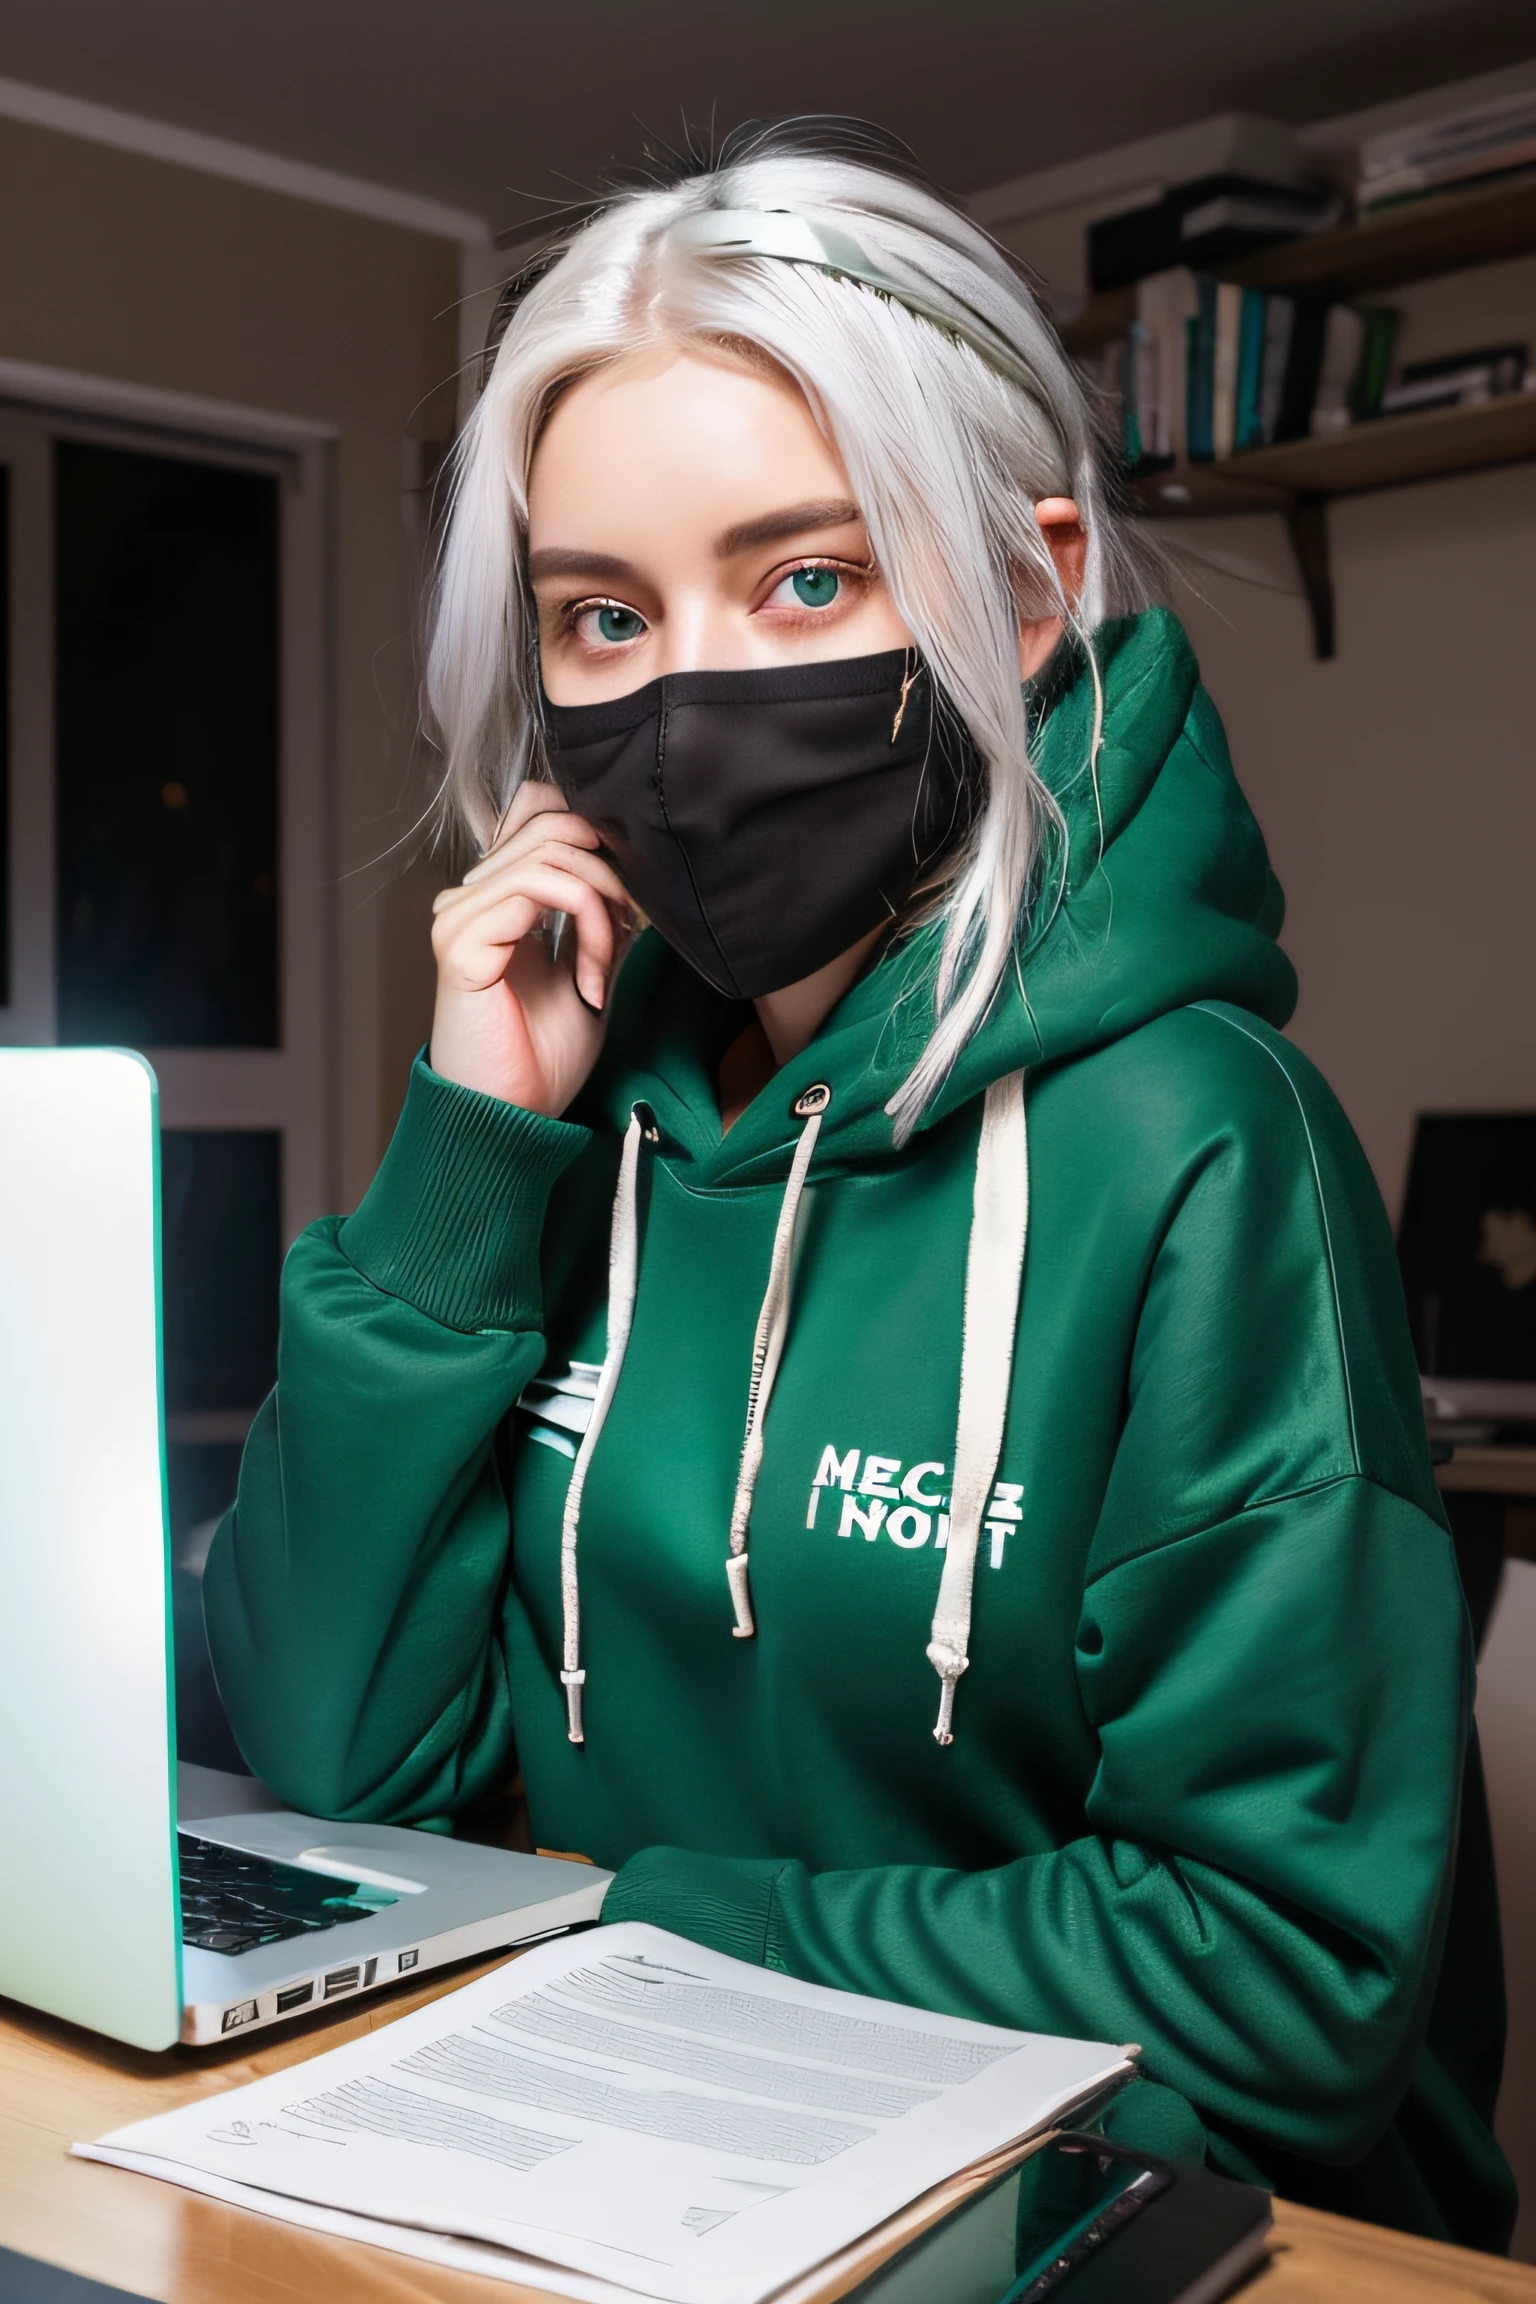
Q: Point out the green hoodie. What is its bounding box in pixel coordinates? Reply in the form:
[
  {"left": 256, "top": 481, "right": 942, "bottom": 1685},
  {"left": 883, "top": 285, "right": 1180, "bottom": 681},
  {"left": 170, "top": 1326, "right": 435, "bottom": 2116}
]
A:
[{"left": 205, "top": 610, "right": 1513, "bottom": 2249}]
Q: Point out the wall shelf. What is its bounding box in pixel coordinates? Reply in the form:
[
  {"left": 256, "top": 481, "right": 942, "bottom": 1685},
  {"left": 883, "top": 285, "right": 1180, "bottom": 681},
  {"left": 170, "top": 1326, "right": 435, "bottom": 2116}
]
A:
[
  {"left": 1058, "top": 173, "right": 1536, "bottom": 658},
  {"left": 1228, "top": 170, "right": 1536, "bottom": 299},
  {"left": 1126, "top": 390, "right": 1536, "bottom": 658},
  {"left": 1133, "top": 386, "right": 1536, "bottom": 508}
]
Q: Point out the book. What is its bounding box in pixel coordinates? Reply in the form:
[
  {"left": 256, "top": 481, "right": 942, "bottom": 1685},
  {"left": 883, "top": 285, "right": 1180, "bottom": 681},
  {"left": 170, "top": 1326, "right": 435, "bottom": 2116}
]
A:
[
  {"left": 1380, "top": 343, "right": 1528, "bottom": 414},
  {"left": 1133, "top": 269, "right": 1199, "bottom": 462},
  {"left": 858, "top": 2135, "right": 1273, "bottom": 2304},
  {"left": 1212, "top": 280, "right": 1244, "bottom": 460},
  {"left": 1235, "top": 288, "right": 1268, "bottom": 450},
  {"left": 1274, "top": 298, "right": 1330, "bottom": 441},
  {"left": 0, "top": 2248, "right": 154, "bottom": 2304},
  {"left": 1259, "top": 295, "right": 1297, "bottom": 444},
  {"left": 1089, "top": 334, "right": 1135, "bottom": 467},
  {"left": 1309, "top": 306, "right": 1365, "bottom": 436},
  {"left": 1161, "top": 271, "right": 1201, "bottom": 463},
  {"left": 1131, "top": 277, "right": 1163, "bottom": 463},
  {"left": 1350, "top": 307, "right": 1402, "bottom": 421},
  {"left": 1090, "top": 173, "right": 1339, "bottom": 289},
  {"left": 1357, "top": 89, "right": 1536, "bottom": 210},
  {"left": 1179, "top": 189, "right": 1343, "bottom": 242},
  {"left": 1362, "top": 141, "right": 1536, "bottom": 209},
  {"left": 1098, "top": 336, "right": 1142, "bottom": 469},
  {"left": 1124, "top": 317, "right": 1150, "bottom": 466},
  {"left": 1185, "top": 276, "right": 1218, "bottom": 460},
  {"left": 73, "top": 1922, "right": 1135, "bottom": 2304}
]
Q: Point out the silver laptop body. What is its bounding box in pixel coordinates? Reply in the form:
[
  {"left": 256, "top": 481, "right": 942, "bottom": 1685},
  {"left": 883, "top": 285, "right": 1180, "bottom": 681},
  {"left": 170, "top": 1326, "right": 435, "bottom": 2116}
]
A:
[{"left": 0, "top": 1049, "right": 609, "bottom": 2052}]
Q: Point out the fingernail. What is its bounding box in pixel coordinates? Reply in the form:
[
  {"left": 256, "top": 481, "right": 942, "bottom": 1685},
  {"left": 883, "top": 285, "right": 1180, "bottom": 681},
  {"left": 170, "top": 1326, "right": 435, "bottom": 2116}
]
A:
[{"left": 578, "top": 977, "right": 605, "bottom": 1014}]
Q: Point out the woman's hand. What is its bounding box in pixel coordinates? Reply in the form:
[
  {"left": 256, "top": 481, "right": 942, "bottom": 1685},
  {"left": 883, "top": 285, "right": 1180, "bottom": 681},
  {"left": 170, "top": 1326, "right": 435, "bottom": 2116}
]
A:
[{"left": 429, "top": 785, "right": 635, "bottom": 1114}]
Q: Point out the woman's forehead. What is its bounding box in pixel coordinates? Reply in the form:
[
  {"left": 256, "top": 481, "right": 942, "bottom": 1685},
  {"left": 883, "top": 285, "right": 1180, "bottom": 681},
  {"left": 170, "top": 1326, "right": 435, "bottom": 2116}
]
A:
[{"left": 528, "top": 346, "right": 860, "bottom": 556}]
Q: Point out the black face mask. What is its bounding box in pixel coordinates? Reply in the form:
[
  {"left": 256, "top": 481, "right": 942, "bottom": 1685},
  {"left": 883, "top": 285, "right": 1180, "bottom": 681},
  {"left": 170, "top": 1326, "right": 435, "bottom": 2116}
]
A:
[{"left": 542, "top": 649, "right": 978, "bottom": 1000}]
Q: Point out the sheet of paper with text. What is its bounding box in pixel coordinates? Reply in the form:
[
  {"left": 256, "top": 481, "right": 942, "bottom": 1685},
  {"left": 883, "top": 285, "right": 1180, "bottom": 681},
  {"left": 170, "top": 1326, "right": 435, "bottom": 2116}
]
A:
[{"left": 76, "top": 1923, "right": 1133, "bottom": 2304}]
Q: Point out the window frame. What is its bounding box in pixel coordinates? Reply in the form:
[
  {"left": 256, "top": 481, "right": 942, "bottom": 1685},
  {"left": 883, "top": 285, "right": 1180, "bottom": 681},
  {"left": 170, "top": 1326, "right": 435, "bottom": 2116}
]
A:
[{"left": 0, "top": 368, "right": 336, "bottom": 1438}]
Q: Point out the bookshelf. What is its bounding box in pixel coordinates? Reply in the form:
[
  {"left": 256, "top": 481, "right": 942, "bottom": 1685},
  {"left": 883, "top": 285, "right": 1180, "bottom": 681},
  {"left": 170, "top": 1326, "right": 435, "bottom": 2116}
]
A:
[
  {"left": 1062, "top": 172, "right": 1536, "bottom": 656},
  {"left": 1062, "top": 173, "right": 1536, "bottom": 351},
  {"left": 1131, "top": 389, "right": 1536, "bottom": 508}
]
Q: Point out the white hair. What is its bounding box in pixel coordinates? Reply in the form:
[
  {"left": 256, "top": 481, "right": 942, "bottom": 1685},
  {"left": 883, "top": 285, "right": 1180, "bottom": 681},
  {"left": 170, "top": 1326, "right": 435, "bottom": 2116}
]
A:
[{"left": 426, "top": 131, "right": 1152, "bottom": 1138}]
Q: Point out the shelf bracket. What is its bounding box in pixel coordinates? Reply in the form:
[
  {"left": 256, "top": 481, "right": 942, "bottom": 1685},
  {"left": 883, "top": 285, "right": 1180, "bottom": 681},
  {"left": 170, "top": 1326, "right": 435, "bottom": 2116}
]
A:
[{"left": 1284, "top": 493, "right": 1335, "bottom": 661}]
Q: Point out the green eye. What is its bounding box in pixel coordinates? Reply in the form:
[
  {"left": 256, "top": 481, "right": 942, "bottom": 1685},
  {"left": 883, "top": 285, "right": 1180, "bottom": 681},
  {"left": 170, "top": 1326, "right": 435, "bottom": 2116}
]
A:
[
  {"left": 790, "top": 566, "right": 840, "bottom": 608},
  {"left": 595, "top": 603, "right": 645, "bottom": 644}
]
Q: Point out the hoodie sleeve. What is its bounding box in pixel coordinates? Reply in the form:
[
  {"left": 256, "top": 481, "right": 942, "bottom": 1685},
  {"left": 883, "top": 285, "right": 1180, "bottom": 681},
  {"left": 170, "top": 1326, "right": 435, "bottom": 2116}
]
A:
[
  {"left": 605, "top": 1473, "right": 1467, "bottom": 2167},
  {"left": 603, "top": 1011, "right": 1475, "bottom": 2182},
  {"left": 201, "top": 1056, "right": 591, "bottom": 1821}
]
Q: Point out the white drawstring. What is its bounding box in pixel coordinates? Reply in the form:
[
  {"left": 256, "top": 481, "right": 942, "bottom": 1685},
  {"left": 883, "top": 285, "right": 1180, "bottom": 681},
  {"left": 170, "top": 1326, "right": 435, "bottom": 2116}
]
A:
[
  {"left": 726, "top": 1084, "right": 831, "bottom": 1637},
  {"left": 558, "top": 1105, "right": 650, "bottom": 1742},
  {"left": 927, "top": 1070, "right": 1029, "bottom": 1746},
  {"left": 557, "top": 1085, "right": 829, "bottom": 1731},
  {"left": 556, "top": 1075, "right": 1025, "bottom": 1752}
]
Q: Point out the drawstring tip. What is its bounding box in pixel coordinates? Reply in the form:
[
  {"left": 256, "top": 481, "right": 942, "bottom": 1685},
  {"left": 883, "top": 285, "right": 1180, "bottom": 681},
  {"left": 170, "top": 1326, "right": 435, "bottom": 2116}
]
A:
[
  {"left": 561, "top": 1666, "right": 587, "bottom": 1744},
  {"left": 725, "top": 1553, "right": 756, "bottom": 1638},
  {"left": 926, "top": 1640, "right": 967, "bottom": 1747}
]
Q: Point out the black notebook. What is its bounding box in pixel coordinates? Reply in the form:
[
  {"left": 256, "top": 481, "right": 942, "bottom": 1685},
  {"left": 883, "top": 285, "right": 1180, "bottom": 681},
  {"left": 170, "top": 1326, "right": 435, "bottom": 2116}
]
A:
[
  {"left": 0, "top": 2249, "right": 154, "bottom": 2304},
  {"left": 848, "top": 2132, "right": 1271, "bottom": 2304}
]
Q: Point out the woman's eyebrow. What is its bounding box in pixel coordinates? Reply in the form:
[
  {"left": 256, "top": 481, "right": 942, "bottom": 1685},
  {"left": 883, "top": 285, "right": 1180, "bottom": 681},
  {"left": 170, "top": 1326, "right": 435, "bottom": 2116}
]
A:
[
  {"left": 527, "top": 547, "right": 640, "bottom": 584},
  {"left": 715, "top": 498, "right": 864, "bottom": 557}
]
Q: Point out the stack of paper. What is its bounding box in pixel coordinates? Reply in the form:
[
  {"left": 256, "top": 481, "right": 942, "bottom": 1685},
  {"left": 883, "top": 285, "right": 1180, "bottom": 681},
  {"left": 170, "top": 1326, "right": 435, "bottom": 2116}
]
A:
[{"left": 77, "top": 1922, "right": 1135, "bottom": 2304}]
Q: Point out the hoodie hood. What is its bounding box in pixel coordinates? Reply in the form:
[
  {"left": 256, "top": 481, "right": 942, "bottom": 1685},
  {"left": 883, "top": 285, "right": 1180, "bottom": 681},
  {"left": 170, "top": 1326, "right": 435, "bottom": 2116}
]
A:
[{"left": 584, "top": 608, "right": 1296, "bottom": 1184}]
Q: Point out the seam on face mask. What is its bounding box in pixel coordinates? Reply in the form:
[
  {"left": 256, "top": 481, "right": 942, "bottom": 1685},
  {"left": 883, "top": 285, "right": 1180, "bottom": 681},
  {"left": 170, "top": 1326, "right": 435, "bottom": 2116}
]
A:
[{"left": 652, "top": 691, "right": 740, "bottom": 996}]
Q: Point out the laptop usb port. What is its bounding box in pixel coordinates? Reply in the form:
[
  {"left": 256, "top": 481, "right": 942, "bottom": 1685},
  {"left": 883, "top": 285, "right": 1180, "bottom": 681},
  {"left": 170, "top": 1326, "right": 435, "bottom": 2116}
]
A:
[
  {"left": 323, "top": 1965, "right": 361, "bottom": 1999},
  {"left": 275, "top": 1982, "right": 314, "bottom": 2013}
]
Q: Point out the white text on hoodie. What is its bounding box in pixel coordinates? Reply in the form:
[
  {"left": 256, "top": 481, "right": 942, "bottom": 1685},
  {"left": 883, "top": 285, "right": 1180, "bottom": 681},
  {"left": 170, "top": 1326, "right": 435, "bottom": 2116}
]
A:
[{"left": 805, "top": 1446, "right": 1022, "bottom": 1568}]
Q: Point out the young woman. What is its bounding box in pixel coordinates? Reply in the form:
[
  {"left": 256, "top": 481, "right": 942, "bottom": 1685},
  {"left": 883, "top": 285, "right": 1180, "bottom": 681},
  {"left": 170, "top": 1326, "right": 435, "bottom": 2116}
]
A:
[{"left": 204, "top": 127, "right": 1512, "bottom": 2248}]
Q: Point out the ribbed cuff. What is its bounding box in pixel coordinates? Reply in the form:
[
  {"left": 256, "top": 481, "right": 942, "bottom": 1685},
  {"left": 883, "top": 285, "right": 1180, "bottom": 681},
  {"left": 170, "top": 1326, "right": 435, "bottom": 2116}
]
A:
[
  {"left": 601, "top": 1845, "right": 791, "bottom": 1968},
  {"left": 339, "top": 1054, "right": 591, "bottom": 1332}
]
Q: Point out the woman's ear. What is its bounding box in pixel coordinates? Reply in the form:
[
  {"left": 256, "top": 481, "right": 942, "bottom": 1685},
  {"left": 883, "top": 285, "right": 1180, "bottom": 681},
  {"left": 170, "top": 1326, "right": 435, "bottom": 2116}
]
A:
[{"left": 1017, "top": 497, "right": 1086, "bottom": 680}]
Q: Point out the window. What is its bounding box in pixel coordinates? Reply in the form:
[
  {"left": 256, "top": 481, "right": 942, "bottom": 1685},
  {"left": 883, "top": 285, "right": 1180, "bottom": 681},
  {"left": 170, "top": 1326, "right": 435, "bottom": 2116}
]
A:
[
  {"left": 54, "top": 441, "right": 281, "bottom": 1049},
  {"left": 0, "top": 386, "right": 332, "bottom": 1762}
]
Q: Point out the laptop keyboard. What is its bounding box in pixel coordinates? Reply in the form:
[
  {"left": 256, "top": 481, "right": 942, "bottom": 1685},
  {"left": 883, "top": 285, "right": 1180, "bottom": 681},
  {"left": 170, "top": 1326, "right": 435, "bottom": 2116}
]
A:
[{"left": 178, "top": 1835, "right": 394, "bottom": 1956}]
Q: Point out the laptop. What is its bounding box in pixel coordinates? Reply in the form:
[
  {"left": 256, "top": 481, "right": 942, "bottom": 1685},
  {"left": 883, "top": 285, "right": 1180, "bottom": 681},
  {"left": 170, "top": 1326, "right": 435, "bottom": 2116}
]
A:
[{"left": 0, "top": 1048, "right": 610, "bottom": 2052}]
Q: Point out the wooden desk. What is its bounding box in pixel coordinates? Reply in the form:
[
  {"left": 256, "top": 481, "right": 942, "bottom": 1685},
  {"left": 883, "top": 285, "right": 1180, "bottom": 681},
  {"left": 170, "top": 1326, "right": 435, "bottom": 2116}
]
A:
[
  {"left": 4, "top": 1964, "right": 1535, "bottom": 2304},
  {"left": 1438, "top": 1449, "right": 1536, "bottom": 1505},
  {"left": 1436, "top": 1451, "right": 1536, "bottom": 1584}
]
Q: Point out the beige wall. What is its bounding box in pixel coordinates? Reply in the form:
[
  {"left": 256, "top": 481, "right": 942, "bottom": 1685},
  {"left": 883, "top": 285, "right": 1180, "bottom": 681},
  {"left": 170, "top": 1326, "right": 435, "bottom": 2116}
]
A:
[
  {"left": 0, "top": 114, "right": 459, "bottom": 1208},
  {"left": 1165, "top": 255, "right": 1536, "bottom": 1220}
]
